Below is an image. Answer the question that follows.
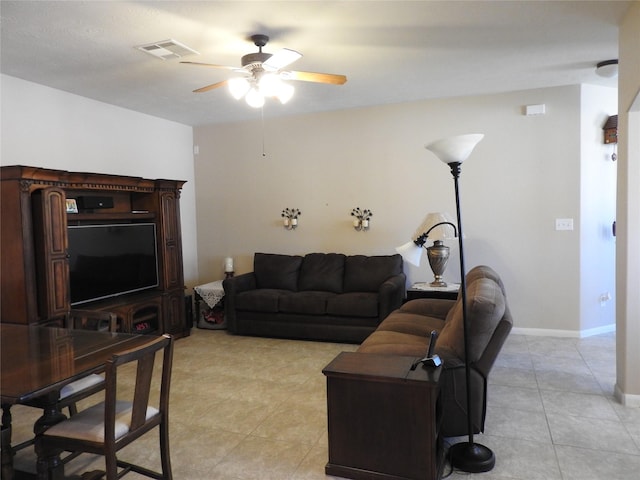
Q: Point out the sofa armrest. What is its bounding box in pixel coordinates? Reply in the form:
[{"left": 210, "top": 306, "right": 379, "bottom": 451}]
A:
[
  {"left": 473, "top": 316, "right": 513, "bottom": 377},
  {"left": 378, "top": 273, "right": 407, "bottom": 321},
  {"left": 223, "top": 272, "right": 257, "bottom": 333},
  {"left": 399, "top": 298, "right": 455, "bottom": 320},
  {"left": 223, "top": 272, "right": 256, "bottom": 294}
]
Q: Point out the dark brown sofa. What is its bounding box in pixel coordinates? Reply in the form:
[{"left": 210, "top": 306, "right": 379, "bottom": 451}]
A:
[
  {"left": 223, "top": 252, "right": 406, "bottom": 343},
  {"left": 358, "top": 265, "right": 512, "bottom": 437}
]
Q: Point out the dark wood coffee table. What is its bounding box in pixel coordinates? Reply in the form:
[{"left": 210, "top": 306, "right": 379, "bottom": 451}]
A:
[{"left": 323, "top": 352, "right": 444, "bottom": 480}]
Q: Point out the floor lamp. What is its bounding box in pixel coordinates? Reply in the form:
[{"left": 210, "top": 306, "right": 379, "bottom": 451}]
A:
[{"left": 425, "top": 133, "right": 495, "bottom": 473}]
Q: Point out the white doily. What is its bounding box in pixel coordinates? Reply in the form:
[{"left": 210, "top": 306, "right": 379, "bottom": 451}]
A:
[{"left": 194, "top": 280, "right": 225, "bottom": 308}]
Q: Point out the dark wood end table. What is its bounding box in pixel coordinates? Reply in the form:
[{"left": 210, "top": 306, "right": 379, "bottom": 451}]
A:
[
  {"left": 406, "top": 282, "right": 459, "bottom": 301},
  {"left": 323, "top": 352, "right": 444, "bottom": 480}
]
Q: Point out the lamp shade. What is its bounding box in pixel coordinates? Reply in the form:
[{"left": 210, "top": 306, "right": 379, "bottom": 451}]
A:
[
  {"left": 425, "top": 134, "right": 484, "bottom": 165},
  {"left": 228, "top": 77, "right": 251, "bottom": 100},
  {"left": 276, "top": 82, "right": 295, "bottom": 104},
  {"left": 259, "top": 73, "right": 283, "bottom": 97},
  {"left": 245, "top": 87, "right": 265, "bottom": 108},
  {"left": 395, "top": 240, "right": 423, "bottom": 267}
]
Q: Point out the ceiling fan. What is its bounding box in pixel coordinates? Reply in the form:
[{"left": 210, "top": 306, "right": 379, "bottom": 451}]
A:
[{"left": 181, "top": 34, "right": 347, "bottom": 108}]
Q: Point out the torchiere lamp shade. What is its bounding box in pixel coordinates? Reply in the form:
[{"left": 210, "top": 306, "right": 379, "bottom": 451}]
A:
[{"left": 425, "top": 134, "right": 484, "bottom": 165}]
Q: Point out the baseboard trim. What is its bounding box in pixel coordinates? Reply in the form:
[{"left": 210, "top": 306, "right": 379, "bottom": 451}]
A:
[
  {"left": 614, "top": 384, "right": 640, "bottom": 407},
  {"left": 511, "top": 324, "right": 616, "bottom": 338}
]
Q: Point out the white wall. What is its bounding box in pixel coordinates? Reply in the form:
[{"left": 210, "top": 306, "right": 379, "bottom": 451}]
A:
[
  {"left": 580, "top": 84, "right": 618, "bottom": 334},
  {"left": 194, "top": 84, "right": 617, "bottom": 335},
  {"left": 0, "top": 74, "right": 199, "bottom": 289}
]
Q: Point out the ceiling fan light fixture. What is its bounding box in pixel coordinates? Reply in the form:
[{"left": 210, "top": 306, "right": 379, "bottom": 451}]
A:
[
  {"left": 228, "top": 77, "right": 250, "bottom": 99},
  {"left": 258, "top": 73, "right": 282, "bottom": 97},
  {"left": 245, "top": 87, "right": 265, "bottom": 108},
  {"left": 258, "top": 74, "right": 295, "bottom": 104},
  {"left": 184, "top": 33, "right": 345, "bottom": 109},
  {"left": 276, "top": 82, "right": 295, "bottom": 104}
]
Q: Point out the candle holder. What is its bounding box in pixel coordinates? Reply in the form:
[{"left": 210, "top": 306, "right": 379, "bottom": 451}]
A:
[
  {"left": 281, "top": 208, "right": 301, "bottom": 230},
  {"left": 351, "top": 208, "right": 373, "bottom": 231},
  {"left": 224, "top": 257, "right": 234, "bottom": 278}
]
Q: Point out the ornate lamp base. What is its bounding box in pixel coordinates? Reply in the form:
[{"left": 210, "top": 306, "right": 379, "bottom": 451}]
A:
[{"left": 426, "top": 240, "right": 450, "bottom": 287}]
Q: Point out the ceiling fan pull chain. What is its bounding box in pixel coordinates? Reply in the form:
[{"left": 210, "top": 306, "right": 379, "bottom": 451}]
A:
[{"left": 261, "top": 105, "right": 266, "bottom": 157}]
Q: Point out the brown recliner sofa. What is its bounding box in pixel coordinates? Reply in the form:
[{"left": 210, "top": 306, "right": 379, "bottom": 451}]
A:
[{"left": 358, "top": 265, "right": 512, "bottom": 437}]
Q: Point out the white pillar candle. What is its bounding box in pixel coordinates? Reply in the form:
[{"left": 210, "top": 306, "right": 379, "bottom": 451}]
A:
[
  {"left": 362, "top": 219, "right": 369, "bottom": 228},
  {"left": 354, "top": 219, "right": 360, "bottom": 227},
  {"left": 224, "top": 257, "right": 234, "bottom": 272},
  {"left": 291, "top": 218, "right": 298, "bottom": 226}
]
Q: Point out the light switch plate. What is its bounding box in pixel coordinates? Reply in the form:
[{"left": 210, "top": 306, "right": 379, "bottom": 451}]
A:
[{"left": 555, "top": 218, "right": 574, "bottom": 231}]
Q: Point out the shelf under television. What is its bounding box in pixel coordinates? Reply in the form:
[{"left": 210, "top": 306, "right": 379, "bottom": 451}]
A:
[
  {"left": 80, "top": 290, "right": 163, "bottom": 335},
  {"left": 67, "top": 211, "right": 156, "bottom": 224}
]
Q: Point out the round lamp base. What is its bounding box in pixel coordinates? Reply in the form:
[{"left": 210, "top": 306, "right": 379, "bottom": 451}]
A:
[{"left": 449, "top": 441, "right": 495, "bottom": 473}]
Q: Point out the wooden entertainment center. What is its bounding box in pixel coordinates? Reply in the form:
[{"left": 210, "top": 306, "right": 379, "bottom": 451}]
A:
[{"left": 0, "top": 165, "right": 189, "bottom": 338}]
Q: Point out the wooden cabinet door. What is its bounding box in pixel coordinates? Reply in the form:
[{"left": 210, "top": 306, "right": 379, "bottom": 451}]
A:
[
  {"left": 158, "top": 191, "right": 184, "bottom": 291},
  {"left": 163, "top": 290, "right": 186, "bottom": 336},
  {"left": 32, "top": 187, "right": 70, "bottom": 320},
  {"left": 1, "top": 176, "right": 39, "bottom": 324}
]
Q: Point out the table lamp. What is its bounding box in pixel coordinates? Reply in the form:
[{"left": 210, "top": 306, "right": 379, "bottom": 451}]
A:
[{"left": 396, "top": 212, "right": 457, "bottom": 286}]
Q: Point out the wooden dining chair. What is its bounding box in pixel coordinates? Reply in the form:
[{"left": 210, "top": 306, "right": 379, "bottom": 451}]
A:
[
  {"left": 59, "top": 310, "right": 119, "bottom": 415},
  {"left": 39, "top": 334, "right": 174, "bottom": 480},
  {"left": 11, "top": 310, "right": 118, "bottom": 454}
]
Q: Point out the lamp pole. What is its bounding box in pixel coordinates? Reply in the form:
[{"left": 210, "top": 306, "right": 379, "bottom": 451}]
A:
[{"left": 447, "top": 161, "right": 495, "bottom": 472}]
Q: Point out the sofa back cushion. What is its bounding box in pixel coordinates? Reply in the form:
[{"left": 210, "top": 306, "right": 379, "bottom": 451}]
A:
[
  {"left": 436, "top": 277, "right": 506, "bottom": 362},
  {"left": 343, "top": 254, "right": 403, "bottom": 292},
  {"left": 298, "top": 253, "right": 346, "bottom": 293},
  {"left": 254, "top": 253, "right": 303, "bottom": 291},
  {"left": 465, "top": 265, "right": 506, "bottom": 296}
]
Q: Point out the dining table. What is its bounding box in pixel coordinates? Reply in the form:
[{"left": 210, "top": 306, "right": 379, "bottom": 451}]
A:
[{"left": 1, "top": 323, "right": 158, "bottom": 480}]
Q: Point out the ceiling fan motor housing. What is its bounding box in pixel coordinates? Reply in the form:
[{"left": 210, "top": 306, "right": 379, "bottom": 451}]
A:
[{"left": 241, "top": 52, "right": 272, "bottom": 68}]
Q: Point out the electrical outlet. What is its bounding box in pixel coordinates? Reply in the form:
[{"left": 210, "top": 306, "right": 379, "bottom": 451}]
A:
[{"left": 555, "top": 218, "right": 574, "bottom": 231}]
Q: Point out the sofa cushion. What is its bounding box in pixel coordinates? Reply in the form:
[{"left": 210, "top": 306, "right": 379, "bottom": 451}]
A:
[
  {"left": 298, "top": 253, "right": 345, "bottom": 293},
  {"left": 465, "top": 265, "right": 506, "bottom": 296},
  {"left": 399, "top": 298, "right": 455, "bottom": 320},
  {"left": 279, "top": 291, "right": 334, "bottom": 315},
  {"left": 343, "top": 254, "right": 403, "bottom": 292},
  {"left": 436, "top": 277, "right": 506, "bottom": 362},
  {"left": 376, "top": 311, "right": 445, "bottom": 337},
  {"left": 326, "top": 292, "right": 378, "bottom": 318},
  {"left": 235, "top": 289, "right": 286, "bottom": 313},
  {"left": 254, "top": 253, "right": 302, "bottom": 291},
  {"left": 358, "top": 330, "right": 429, "bottom": 356}
]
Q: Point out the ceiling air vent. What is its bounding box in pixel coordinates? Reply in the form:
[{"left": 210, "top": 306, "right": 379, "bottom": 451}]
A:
[{"left": 136, "top": 39, "right": 199, "bottom": 60}]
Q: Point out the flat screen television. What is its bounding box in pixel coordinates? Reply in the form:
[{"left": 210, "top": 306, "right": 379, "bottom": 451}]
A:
[{"left": 67, "top": 223, "right": 159, "bottom": 306}]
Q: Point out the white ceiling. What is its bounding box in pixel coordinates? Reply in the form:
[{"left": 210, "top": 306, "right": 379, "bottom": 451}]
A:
[{"left": 0, "top": 1, "right": 630, "bottom": 127}]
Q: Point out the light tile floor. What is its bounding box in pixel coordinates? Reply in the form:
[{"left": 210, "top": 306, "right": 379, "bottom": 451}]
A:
[{"left": 10, "top": 328, "right": 640, "bottom": 479}]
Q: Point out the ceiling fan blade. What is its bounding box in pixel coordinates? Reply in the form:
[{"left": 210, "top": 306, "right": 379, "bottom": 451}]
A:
[
  {"left": 263, "top": 48, "right": 302, "bottom": 71},
  {"left": 180, "top": 61, "right": 237, "bottom": 70},
  {"left": 193, "top": 79, "right": 229, "bottom": 93},
  {"left": 286, "top": 70, "right": 347, "bottom": 85}
]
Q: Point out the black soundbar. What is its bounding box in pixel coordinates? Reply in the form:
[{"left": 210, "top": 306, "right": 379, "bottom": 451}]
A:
[{"left": 76, "top": 196, "right": 114, "bottom": 210}]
